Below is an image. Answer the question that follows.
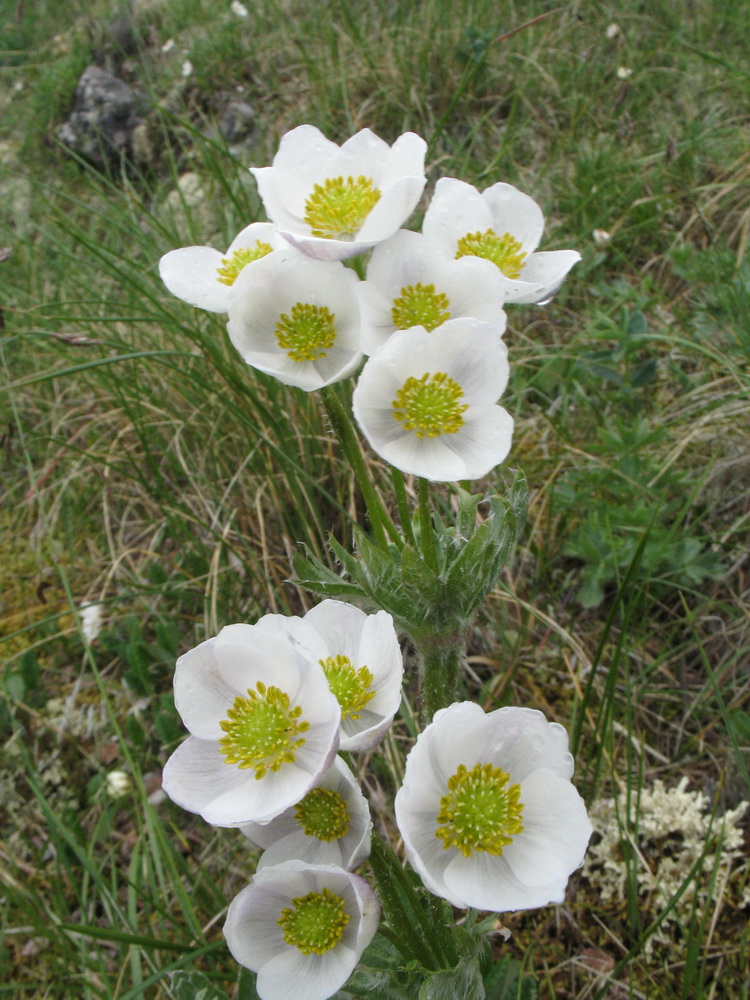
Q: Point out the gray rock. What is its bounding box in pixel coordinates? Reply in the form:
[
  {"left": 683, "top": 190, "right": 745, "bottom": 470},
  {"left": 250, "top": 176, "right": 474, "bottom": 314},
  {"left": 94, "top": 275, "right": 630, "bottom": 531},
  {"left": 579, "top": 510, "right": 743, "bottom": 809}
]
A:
[
  {"left": 58, "top": 65, "right": 144, "bottom": 168},
  {"left": 218, "top": 98, "right": 256, "bottom": 146}
]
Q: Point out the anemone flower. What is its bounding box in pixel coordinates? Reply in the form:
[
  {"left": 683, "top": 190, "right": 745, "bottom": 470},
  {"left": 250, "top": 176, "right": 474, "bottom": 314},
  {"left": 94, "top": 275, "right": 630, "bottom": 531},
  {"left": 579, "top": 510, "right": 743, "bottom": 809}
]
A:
[
  {"left": 162, "top": 623, "right": 340, "bottom": 827},
  {"left": 250, "top": 125, "right": 427, "bottom": 261},
  {"left": 422, "top": 178, "right": 580, "bottom": 305},
  {"left": 357, "top": 229, "right": 507, "bottom": 355},
  {"left": 352, "top": 319, "right": 513, "bottom": 482},
  {"left": 241, "top": 756, "right": 372, "bottom": 871},
  {"left": 395, "top": 702, "right": 592, "bottom": 912},
  {"left": 226, "top": 248, "right": 363, "bottom": 390},
  {"left": 159, "top": 222, "right": 286, "bottom": 313},
  {"left": 257, "top": 600, "right": 403, "bottom": 752},
  {"left": 224, "top": 861, "right": 379, "bottom": 1000}
]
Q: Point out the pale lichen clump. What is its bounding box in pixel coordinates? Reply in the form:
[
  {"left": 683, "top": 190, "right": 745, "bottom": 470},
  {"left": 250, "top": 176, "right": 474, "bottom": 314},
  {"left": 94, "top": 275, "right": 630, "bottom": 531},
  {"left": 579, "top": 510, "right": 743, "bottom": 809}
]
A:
[{"left": 582, "top": 777, "right": 749, "bottom": 953}]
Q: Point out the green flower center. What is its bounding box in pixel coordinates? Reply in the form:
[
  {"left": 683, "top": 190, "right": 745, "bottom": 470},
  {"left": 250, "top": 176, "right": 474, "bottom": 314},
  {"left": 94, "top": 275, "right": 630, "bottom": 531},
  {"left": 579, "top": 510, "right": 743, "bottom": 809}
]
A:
[
  {"left": 435, "top": 762, "right": 524, "bottom": 857},
  {"left": 392, "top": 372, "right": 468, "bottom": 438},
  {"left": 218, "top": 681, "right": 309, "bottom": 779},
  {"left": 455, "top": 229, "right": 527, "bottom": 279},
  {"left": 294, "top": 787, "right": 351, "bottom": 841},
  {"left": 275, "top": 303, "right": 336, "bottom": 362},
  {"left": 216, "top": 241, "right": 274, "bottom": 285},
  {"left": 391, "top": 282, "right": 451, "bottom": 332},
  {"left": 319, "top": 654, "right": 375, "bottom": 721},
  {"left": 304, "top": 175, "right": 381, "bottom": 239},
  {"left": 278, "top": 888, "right": 350, "bottom": 955}
]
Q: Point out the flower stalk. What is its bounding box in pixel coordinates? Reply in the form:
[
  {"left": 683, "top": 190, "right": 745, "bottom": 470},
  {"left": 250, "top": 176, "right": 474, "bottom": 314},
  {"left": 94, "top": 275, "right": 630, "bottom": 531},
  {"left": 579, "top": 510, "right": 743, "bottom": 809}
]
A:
[{"left": 320, "top": 385, "right": 400, "bottom": 549}]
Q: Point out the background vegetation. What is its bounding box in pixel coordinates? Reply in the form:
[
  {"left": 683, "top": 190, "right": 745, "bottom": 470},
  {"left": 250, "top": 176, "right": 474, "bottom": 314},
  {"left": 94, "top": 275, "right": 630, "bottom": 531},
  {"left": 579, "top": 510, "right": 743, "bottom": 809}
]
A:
[{"left": 1, "top": 0, "right": 748, "bottom": 997}]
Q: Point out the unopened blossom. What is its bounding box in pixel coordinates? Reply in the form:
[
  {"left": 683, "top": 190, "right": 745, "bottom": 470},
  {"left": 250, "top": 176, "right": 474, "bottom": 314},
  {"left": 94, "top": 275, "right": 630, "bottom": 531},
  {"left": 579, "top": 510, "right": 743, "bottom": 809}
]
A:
[
  {"left": 224, "top": 861, "right": 379, "bottom": 1000},
  {"left": 357, "top": 229, "right": 507, "bottom": 355},
  {"left": 162, "top": 623, "right": 340, "bottom": 827},
  {"left": 159, "top": 222, "right": 286, "bottom": 314},
  {"left": 105, "top": 770, "right": 131, "bottom": 800},
  {"left": 352, "top": 319, "right": 513, "bottom": 482},
  {"left": 257, "top": 600, "right": 404, "bottom": 751},
  {"left": 422, "top": 178, "right": 581, "bottom": 305},
  {"left": 250, "top": 125, "right": 427, "bottom": 261},
  {"left": 80, "top": 603, "right": 103, "bottom": 644},
  {"left": 395, "top": 702, "right": 592, "bottom": 912},
  {"left": 241, "top": 756, "right": 372, "bottom": 870},
  {"left": 227, "top": 248, "right": 363, "bottom": 390}
]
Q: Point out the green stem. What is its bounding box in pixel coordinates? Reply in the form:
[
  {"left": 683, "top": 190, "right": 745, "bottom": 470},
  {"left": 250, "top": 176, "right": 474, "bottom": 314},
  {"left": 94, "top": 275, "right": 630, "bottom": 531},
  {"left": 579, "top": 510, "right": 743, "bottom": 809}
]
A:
[
  {"left": 417, "top": 477, "right": 437, "bottom": 570},
  {"left": 391, "top": 468, "right": 416, "bottom": 547},
  {"left": 420, "top": 636, "right": 464, "bottom": 721},
  {"left": 369, "top": 834, "right": 439, "bottom": 970},
  {"left": 320, "top": 386, "right": 401, "bottom": 549}
]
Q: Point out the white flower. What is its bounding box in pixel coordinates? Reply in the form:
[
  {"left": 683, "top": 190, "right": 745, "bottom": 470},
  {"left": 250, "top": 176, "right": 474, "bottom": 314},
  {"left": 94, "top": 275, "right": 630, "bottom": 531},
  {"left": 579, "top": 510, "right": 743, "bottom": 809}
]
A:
[
  {"left": 422, "top": 178, "right": 581, "bottom": 305},
  {"left": 352, "top": 319, "right": 513, "bottom": 482},
  {"left": 395, "top": 702, "right": 592, "bottom": 912},
  {"left": 605, "top": 22, "right": 622, "bottom": 38},
  {"left": 162, "top": 623, "right": 341, "bottom": 827},
  {"left": 159, "top": 222, "right": 286, "bottom": 313},
  {"left": 181, "top": 59, "right": 193, "bottom": 78},
  {"left": 105, "top": 770, "right": 131, "bottom": 799},
  {"left": 250, "top": 125, "right": 427, "bottom": 261},
  {"left": 257, "top": 600, "right": 403, "bottom": 751},
  {"left": 226, "top": 248, "right": 363, "bottom": 390},
  {"left": 616, "top": 66, "right": 634, "bottom": 79},
  {"left": 80, "top": 603, "right": 103, "bottom": 644},
  {"left": 231, "top": 0, "right": 249, "bottom": 15},
  {"left": 241, "top": 756, "right": 372, "bottom": 870},
  {"left": 592, "top": 228, "right": 612, "bottom": 245},
  {"left": 357, "top": 229, "right": 507, "bottom": 355},
  {"left": 224, "top": 861, "right": 379, "bottom": 1000}
]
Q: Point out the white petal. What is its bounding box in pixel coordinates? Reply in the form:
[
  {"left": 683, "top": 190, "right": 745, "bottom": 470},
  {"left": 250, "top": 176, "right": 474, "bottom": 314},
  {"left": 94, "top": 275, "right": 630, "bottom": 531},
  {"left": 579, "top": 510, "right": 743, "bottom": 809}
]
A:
[
  {"left": 356, "top": 610, "right": 403, "bottom": 694},
  {"left": 259, "top": 943, "right": 357, "bottom": 1000},
  {"left": 422, "top": 177, "right": 493, "bottom": 256},
  {"left": 502, "top": 770, "right": 593, "bottom": 886},
  {"left": 485, "top": 707, "right": 574, "bottom": 784},
  {"left": 423, "top": 320, "right": 509, "bottom": 402},
  {"left": 161, "top": 736, "right": 261, "bottom": 826},
  {"left": 224, "top": 881, "right": 289, "bottom": 970},
  {"left": 444, "top": 406, "right": 514, "bottom": 480},
  {"left": 173, "top": 637, "right": 234, "bottom": 740},
  {"left": 251, "top": 166, "right": 305, "bottom": 232},
  {"left": 481, "top": 182, "right": 545, "bottom": 254},
  {"left": 508, "top": 249, "right": 581, "bottom": 304},
  {"left": 303, "top": 601, "right": 366, "bottom": 661},
  {"left": 278, "top": 229, "right": 381, "bottom": 262},
  {"left": 226, "top": 221, "right": 287, "bottom": 256},
  {"left": 356, "top": 175, "right": 427, "bottom": 243},
  {"left": 158, "top": 246, "right": 229, "bottom": 313},
  {"left": 378, "top": 432, "right": 468, "bottom": 481},
  {"left": 339, "top": 714, "right": 393, "bottom": 752},
  {"left": 333, "top": 128, "right": 391, "bottom": 178},
  {"left": 377, "top": 132, "right": 428, "bottom": 189},
  {"left": 442, "top": 850, "right": 562, "bottom": 912}
]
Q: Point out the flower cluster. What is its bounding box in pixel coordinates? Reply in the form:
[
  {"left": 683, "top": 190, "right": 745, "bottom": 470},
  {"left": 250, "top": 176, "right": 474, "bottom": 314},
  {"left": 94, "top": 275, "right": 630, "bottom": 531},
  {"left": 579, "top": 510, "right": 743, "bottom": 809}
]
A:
[
  {"left": 162, "top": 600, "right": 397, "bottom": 1000},
  {"left": 159, "top": 124, "right": 580, "bottom": 483},
  {"left": 158, "top": 124, "right": 590, "bottom": 1000}
]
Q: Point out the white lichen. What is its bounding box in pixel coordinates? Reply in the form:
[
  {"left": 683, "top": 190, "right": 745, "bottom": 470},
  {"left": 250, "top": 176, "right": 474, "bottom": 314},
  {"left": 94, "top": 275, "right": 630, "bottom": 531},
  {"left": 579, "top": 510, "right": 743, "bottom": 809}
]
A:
[{"left": 583, "top": 777, "right": 749, "bottom": 952}]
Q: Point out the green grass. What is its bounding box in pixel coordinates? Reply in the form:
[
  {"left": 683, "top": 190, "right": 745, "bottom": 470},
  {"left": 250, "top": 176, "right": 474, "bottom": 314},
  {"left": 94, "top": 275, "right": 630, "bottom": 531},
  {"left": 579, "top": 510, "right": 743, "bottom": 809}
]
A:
[{"left": 2, "top": 0, "right": 749, "bottom": 997}]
